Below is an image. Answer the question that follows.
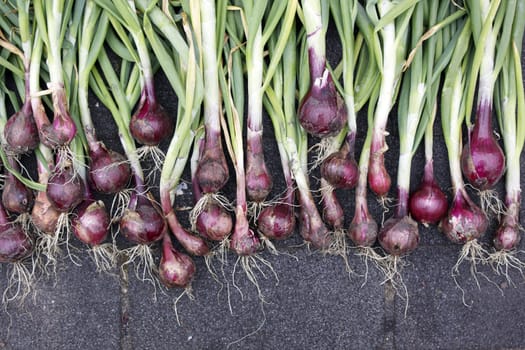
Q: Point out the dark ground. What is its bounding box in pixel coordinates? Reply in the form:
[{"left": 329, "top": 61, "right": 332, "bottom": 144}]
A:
[{"left": 1, "top": 21, "right": 525, "bottom": 350}]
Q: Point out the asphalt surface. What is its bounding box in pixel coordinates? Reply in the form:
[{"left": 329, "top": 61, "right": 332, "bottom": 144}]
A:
[{"left": 1, "top": 23, "right": 525, "bottom": 350}]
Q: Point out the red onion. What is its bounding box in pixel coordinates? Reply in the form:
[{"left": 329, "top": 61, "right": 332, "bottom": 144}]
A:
[
  {"left": 0, "top": 201, "right": 33, "bottom": 263},
  {"left": 159, "top": 232, "right": 196, "bottom": 288},
  {"left": 40, "top": 89, "right": 77, "bottom": 148},
  {"left": 320, "top": 182, "right": 344, "bottom": 229},
  {"left": 245, "top": 137, "right": 272, "bottom": 202},
  {"left": 4, "top": 102, "right": 39, "bottom": 154},
  {"left": 230, "top": 208, "right": 261, "bottom": 256},
  {"left": 31, "top": 190, "right": 61, "bottom": 235},
  {"left": 46, "top": 164, "right": 86, "bottom": 212},
  {"left": 130, "top": 89, "right": 173, "bottom": 146},
  {"left": 493, "top": 198, "right": 521, "bottom": 251},
  {"left": 298, "top": 69, "right": 346, "bottom": 138},
  {"left": 348, "top": 201, "right": 378, "bottom": 248},
  {"left": 461, "top": 104, "right": 505, "bottom": 190},
  {"left": 409, "top": 161, "right": 448, "bottom": 224},
  {"left": 195, "top": 132, "right": 229, "bottom": 194},
  {"left": 72, "top": 200, "right": 110, "bottom": 246},
  {"left": 368, "top": 146, "right": 391, "bottom": 197},
  {"left": 88, "top": 141, "right": 131, "bottom": 194},
  {"left": 298, "top": 191, "right": 331, "bottom": 249},
  {"left": 0, "top": 224, "right": 33, "bottom": 263},
  {"left": 2, "top": 167, "right": 34, "bottom": 214},
  {"left": 439, "top": 188, "right": 488, "bottom": 244},
  {"left": 378, "top": 189, "right": 419, "bottom": 256},
  {"left": 195, "top": 200, "right": 232, "bottom": 241},
  {"left": 320, "top": 138, "right": 359, "bottom": 189},
  {"left": 258, "top": 194, "right": 295, "bottom": 240},
  {"left": 120, "top": 193, "right": 166, "bottom": 245}
]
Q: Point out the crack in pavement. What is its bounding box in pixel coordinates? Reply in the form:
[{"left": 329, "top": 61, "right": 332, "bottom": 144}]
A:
[{"left": 119, "top": 259, "right": 132, "bottom": 350}]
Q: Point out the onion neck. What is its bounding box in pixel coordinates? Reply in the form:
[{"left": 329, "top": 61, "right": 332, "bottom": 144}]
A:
[
  {"left": 372, "top": 18, "right": 396, "bottom": 144},
  {"left": 303, "top": 0, "right": 326, "bottom": 79},
  {"left": 472, "top": 102, "right": 493, "bottom": 140},
  {"left": 201, "top": 0, "right": 221, "bottom": 133},
  {"left": 422, "top": 159, "right": 435, "bottom": 185}
]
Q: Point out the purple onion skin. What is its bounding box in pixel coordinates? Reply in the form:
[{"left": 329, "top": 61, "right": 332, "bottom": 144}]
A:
[
  {"left": 298, "top": 74, "right": 346, "bottom": 138},
  {"left": 246, "top": 138, "right": 272, "bottom": 202},
  {"left": 89, "top": 142, "right": 131, "bottom": 194},
  {"left": 378, "top": 189, "right": 419, "bottom": 255},
  {"left": 230, "top": 209, "right": 261, "bottom": 256},
  {"left": 0, "top": 223, "right": 33, "bottom": 263},
  {"left": 348, "top": 203, "right": 378, "bottom": 247},
  {"left": 166, "top": 211, "right": 209, "bottom": 256},
  {"left": 46, "top": 165, "right": 86, "bottom": 212},
  {"left": 409, "top": 183, "right": 448, "bottom": 225},
  {"left": 439, "top": 190, "right": 488, "bottom": 244},
  {"left": 2, "top": 172, "right": 34, "bottom": 214},
  {"left": 130, "top": 90, "right": 174, "bottom": 146},
  {"left": 72, "top": 200, "right": 110, "bottom": 246},
  {"left": 120, "top": 195, "right": 166, "bottom": 245},
  {"left": 368, "top": 149, "right": 391, "bottom": 197},
  {"left": 196, "top": 132, "right": 229, "bottom": 193},
  {"left": 409, "top": 163, "right": 448, "bottom": 225},
  {"left": 298, "top": 192, "right": 332, "bottom": 249},
  {"left": 258, "top": 203, "right": 295, "bottom": 240},
  {"left": 378, "top": 216, "right": 419, "bottom": 256},
  {"left": 321, "top": 152, "right": 359, "bottom": 189},
  {"left": 4, "top": 105, "right": 39, "bottom": 154},
  {"left": 494, "top": 200, "right": 521, "bottom": 251},
  {"left": 230, "top": 229, "right": 260, "bottom": 256},
  {"left": 32, "top": 191, "right": 61, "bottom": 234},
  {"left": 321, "top": 188, "right": 344, "bottom": 229},
  {"left": 40, "top": 90, "right": 77, "bottom": 147},
  {"left": 159, "top": 234, "right": 196, "bottom": 288},
  {"left": 494, "top": 223, "right": 521, "bottom": 251},
  {"left": 461, "top": 104, "right": 505, "bottom": 190},
  {"left": 195, "top": 201, "right": 232, "bottom": 241}
]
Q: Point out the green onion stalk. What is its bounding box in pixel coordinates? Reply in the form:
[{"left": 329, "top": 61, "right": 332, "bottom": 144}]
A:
[
  {"left": 89, "top": 45, "right": 166, "bottom": 286},
  {"left": 376, "top": 2, "right": 436, "bottom": 307},
  {"left": 138, "top": 0, "right": 232, "bottom": 247},
  {"left": 440, "top": 20, "right": 490, "bottom": 297},
  {"left": 365, "top": 0, "right": 414, "bottom": 201},
  {"left": 26, "top": 30, "right": 63, "bottom": 273},
  {"left": 460, "top": 0, "right": 513, "bottom": 206},
  {"left": 238, "top": 0, "right": 297, "bottom": 209},
  {"left": 225, "top": 1, "right": 298, "bottom": 244},
  {"left": 220, "top": 5, "right": 261, "bottom": 258},
  {"left": 297, "top": 0, "right": 346, "bottom": 139},
  {"left": 257, "top": 29, "right": 298, "bottom": 243},
  {"left": 379, "top": 1, "right": 444, "bottom": 260},
  {"left": 73, "top": 1, "right": 118, "bottom": 272},
  {"left": 32, "top": 0, "right": 79, "bottom": 155},
  {"left": 29, "top": 21, "right": 84, "bottom": 272},
  {"left": 40, "top": 0, "right": 89, "bottom": 267},
  {"left": 190, "top": 0, "right": 230, "bottom": 202},
  {"left": 144, "top": 5, "right": 203, "bottom": 288},
  {"left": 488, "top": 6, "right": 525, "bottom": 279},
  {"left": 144, "top": 3, "right": 210, "bottom": 261},
  {"left": 0, "top": 52, "right": 36, "bottom": 305},
  {"left": 94, "top": 0, "right": 173, "bottom": 171},
  {"left": 318, "top": 0, "right": 360, "bottom": 195},
  {"left": 345, "top": 3, "right": 387, "bottom": 272},
  {"left": 0, "top": 3, "right": 37, "bottom": 220},
  {"left": 267, "top": 25, "right": 331, "bottom": 250},
  {"left": 182, "top": 0, "right": 234, "bottom": 257},
  {"left": 409, "top": 2, "right": 466, "bottom": 226}
]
